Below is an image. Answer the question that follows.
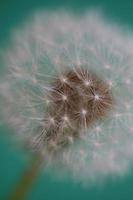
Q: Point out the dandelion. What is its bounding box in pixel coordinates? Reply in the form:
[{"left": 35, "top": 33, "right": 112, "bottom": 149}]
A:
[{"left": 1, "top": 10, "right": 133, "bottom": 199}]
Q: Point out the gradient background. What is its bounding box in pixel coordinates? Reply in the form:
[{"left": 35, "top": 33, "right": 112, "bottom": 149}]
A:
[{"left": 1, "top": 0, "right": 133, "bottom": 199}]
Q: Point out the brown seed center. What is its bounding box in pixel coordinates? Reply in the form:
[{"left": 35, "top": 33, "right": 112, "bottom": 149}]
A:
[{"left": 49, "top": 67, "right": 113, "bottom": 129}]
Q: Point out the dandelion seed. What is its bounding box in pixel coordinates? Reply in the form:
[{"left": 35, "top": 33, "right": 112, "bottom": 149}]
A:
[
  {"left": 49, "top": 117, "right": 55, "bottom": 125},
  {"left": 62, "top": 94, "right": 67, "bottom": 101},
  {"left": 45, "top": 99, "right": 50, "bottom": 105},
  {"left": 84, "top": 80, "right": 92, "bottom": 86},
  {"left": 94, "top": 94, "right": 100, "bottom": 101},
  {"left": 81, "top": 109, "right": 87, "bottom": 116},
  {"left": 61, "top": 77, "right": 67, "bottom": 83},
  {"left": 62, "top": 115, "right": 69, "bottom": 122}
]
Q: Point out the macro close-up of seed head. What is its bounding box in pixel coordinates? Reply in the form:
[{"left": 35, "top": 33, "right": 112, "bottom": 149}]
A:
[{"left": 1, "top": 10, "right": 133, "bottom": 185}]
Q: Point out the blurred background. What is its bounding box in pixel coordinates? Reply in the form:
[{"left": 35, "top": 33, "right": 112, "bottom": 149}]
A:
[{"left": 1, "top": 0, "right": 133, "bottom": 199}]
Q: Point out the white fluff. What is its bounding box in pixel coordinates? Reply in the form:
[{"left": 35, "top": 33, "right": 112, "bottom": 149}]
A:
[{"left": 1, "top": 10, "right": 133, "bottom": 184}]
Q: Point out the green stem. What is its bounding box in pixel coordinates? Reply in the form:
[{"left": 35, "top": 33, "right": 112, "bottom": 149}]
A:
[{"left": 8, "top": 154, "right": 43, "bottom": 200}]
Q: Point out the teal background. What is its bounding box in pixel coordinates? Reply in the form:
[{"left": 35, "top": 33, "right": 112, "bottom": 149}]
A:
[{"left": 1, "top": 0, "right": 133, "bottom": 199}]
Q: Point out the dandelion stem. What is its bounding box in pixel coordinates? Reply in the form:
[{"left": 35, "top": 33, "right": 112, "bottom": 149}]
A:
[{"left": 8, "top": 153, "right": 43, "bottom": 200}]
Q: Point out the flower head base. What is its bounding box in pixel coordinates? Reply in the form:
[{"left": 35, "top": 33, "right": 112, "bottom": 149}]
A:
[
  {"left": 38, "top": 68, "right": 113, "bottom": 153},
  {"left": 49, "top": 68, "right": 113, "bottom": 130}
]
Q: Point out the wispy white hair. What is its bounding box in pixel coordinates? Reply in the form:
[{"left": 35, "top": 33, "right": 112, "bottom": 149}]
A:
[{"left": 1, "top": 10, "right": 133, "bottom": 184}]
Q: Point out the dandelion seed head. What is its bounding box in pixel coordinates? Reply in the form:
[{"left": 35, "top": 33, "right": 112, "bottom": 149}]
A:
[{"left": 1, "top": 10, "right": 133, "bottom": 184}]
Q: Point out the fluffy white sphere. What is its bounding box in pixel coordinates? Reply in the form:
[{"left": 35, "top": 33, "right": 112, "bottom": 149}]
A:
[{"left": 1, "top": 10, "right": 133, "bottom": 183}]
